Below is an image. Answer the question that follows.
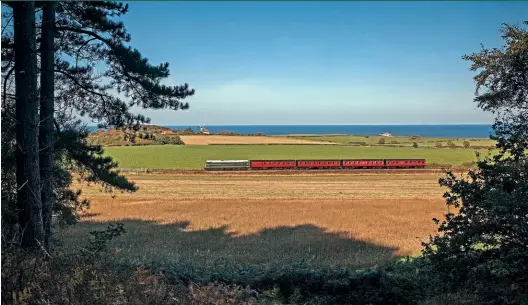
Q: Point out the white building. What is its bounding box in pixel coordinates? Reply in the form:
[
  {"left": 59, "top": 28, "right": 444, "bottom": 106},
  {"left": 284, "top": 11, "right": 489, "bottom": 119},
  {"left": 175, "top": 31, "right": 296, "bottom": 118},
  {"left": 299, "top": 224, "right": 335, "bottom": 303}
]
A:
[{"left": 200, "top": 125, "right": 210, "bottom": 135}]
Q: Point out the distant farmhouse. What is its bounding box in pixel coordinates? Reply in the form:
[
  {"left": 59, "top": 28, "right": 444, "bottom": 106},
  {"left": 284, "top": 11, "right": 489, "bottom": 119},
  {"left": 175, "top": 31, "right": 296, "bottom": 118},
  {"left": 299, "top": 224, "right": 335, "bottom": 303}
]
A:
[
  {"left": 379, "top": 132, "right": 393, "bottom": 137},
  {"left": 199, "top": 125, "right": 210, "bottom": 135}
]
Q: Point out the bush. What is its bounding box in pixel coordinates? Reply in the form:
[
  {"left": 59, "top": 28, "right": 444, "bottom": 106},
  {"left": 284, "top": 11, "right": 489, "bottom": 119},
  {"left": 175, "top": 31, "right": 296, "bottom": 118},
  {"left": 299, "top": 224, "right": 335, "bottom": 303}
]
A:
[
  {"left": 409, "top": 135, "right": 421, "bottom": 141},
  {"left": 155, "top": 135, "right": 184, "bottom": 145},
  {"left": 412, "top": 142, "right": 419, "bottom": 148},
  {"left": 218, "top": 131, "right": 239, "bottom": 136},
  {"left": 157, "top": 257, "right": 443, "bottom": 305},
  {"left": 377, "top": 138, "right": 386, "bottom": 145},
  {"left": 463, "top": 140, "right": 471, "bottom": 148},
  {"left": 423, "top": 155, "right": 528, "bottom": 304},
  {"left": 434, "top": 141, "right": 443, "bottom": 148},
  {"left": 181, "top": 128, "right": 195, "bottom": 135},
  {"left": 389, "top": 140, "right": 399, "bottom": 144},
  {"left": 1, "top": 225, "right": 280, "bottom": 305},
  {"left": 447, "top": 141, "right": 456, "bottom": 148}
]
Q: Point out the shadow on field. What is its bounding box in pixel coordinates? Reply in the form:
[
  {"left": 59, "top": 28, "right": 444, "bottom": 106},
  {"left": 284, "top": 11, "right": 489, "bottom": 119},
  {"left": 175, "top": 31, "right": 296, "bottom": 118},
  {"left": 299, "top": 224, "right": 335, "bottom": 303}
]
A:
[{"left": 59, "top": 218, "right": 400, "bottom": 270}]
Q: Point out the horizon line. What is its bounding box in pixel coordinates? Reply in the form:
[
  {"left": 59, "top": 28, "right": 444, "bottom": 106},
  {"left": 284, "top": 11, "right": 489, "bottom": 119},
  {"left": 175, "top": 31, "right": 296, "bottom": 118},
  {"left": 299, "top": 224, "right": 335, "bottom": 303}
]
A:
[{"left": 86, "top": 123, "right": 493, "bottom": 127}]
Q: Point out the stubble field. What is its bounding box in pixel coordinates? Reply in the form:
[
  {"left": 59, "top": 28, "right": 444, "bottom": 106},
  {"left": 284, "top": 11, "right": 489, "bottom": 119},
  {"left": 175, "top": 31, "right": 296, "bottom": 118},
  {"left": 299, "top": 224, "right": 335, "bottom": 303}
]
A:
[
  {"left": 60, "top": 171, "right": 450, "bottom": 278},
  {"left": 179, "top": 135, "right": 335, "bottom": 145}
]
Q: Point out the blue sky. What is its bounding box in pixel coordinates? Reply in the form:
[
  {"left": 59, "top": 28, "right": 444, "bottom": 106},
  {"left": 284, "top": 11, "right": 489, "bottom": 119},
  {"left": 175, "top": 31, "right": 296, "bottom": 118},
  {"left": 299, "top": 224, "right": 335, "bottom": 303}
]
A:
[{"left": 120, "top": 1, "right": 527, "bottom": 125}]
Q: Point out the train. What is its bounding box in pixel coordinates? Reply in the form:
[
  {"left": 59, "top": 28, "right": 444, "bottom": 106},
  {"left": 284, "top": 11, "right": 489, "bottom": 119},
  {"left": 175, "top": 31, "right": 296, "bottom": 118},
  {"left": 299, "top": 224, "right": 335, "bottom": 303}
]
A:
[{"left": 204, "top": 159, "right": 427, "bottom": 171}]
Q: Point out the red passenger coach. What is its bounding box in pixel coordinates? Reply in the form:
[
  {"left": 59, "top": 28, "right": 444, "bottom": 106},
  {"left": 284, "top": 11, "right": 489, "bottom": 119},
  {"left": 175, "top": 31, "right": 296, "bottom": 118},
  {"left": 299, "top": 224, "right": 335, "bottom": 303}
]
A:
[
  {"left": 385, "top": 159, "right": 426, "bottom": 168},
  {"left": 297, "top": 160, "right": 341, "bottom": 169},
  {"left": 342, "top": 159, "right": 384, "bottom": 168},
  {"left": 250, "top": 160, "right": 297, "bottom": 169}
]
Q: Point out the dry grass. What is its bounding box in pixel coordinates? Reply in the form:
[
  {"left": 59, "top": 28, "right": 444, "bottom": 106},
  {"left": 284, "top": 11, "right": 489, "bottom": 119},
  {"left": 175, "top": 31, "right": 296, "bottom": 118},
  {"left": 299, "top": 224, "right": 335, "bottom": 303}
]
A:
[
  {"left": 61, "top": 172, "right": 449, "bottom": 271},
  {"left": 179, "top": 135, "right": 335, "bottom": 145}
]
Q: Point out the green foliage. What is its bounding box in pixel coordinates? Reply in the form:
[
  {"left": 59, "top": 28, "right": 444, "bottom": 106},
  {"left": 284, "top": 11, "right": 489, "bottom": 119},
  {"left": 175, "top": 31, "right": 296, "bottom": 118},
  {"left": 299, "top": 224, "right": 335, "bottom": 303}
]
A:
[
  {"left": 1, "top": 115, "right": 135, "bottom": 244},
  {"left": 463, "top": 140, "right": 471, "bottom": 148},
  {"left": 389, "top": 140, "right": 399, "bottom": 144},
  {"left": 85, "top": 223, "right": 126, "bottom": 256},
  {"left": 158, "top": 259, "right": 430, "bottom": 305},
  {"left": 2, "top": 225, "right": 171, "bottom": 305},
  {"left": 446, "top": 140, "right": 456, "bottom": 148},
  {"left": 412, "top": 142, "right": 419, "bottom": 148},
  {"left": 423, "top": 20, "right": 528, "bottom": 305},
  {"left": 155, "top": 135, "right": 185, "bottom": 145},
  {"left": 423, "top": 155, "right": 528, "bottom": 304},
  {"left": 434, "top": 141, "right": 443, "bottom": 148},
  {"left": 1, "top": 1, "right": 194, "bottom": 247},
  {"left": 182, "top": 127, "right": 196, "bottom": 135},
  {"left": 58, "top": 127, "right": 137, "bottom": 192},
  {"left": 1, "top": 224, "right": 279, "bottom": 305},
  {"left": 377, "top": 138, "right": 386, "bottom": 145}
]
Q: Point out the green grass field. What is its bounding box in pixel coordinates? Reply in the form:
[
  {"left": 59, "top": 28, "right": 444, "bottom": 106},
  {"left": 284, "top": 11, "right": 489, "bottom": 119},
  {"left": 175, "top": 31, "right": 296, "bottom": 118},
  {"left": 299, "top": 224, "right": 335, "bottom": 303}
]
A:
[
  {"left": 104, "top": 144, "right": 491, "bottom": 169},
  {"left": 288, "top": 135, "right": 496, "bottom": 148}
]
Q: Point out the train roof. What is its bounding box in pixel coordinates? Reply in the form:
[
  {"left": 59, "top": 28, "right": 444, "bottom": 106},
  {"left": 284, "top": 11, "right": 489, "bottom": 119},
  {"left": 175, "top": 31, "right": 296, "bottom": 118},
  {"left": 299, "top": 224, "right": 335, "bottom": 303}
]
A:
[{"left": 206, "top": 160, "right": 249, "bottom": 162}]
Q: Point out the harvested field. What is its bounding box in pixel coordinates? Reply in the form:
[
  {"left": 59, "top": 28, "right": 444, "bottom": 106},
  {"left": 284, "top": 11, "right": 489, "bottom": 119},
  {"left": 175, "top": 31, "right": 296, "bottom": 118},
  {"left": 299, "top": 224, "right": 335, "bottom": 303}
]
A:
[
  {"left": 61, "top": 172, "right": 449, "bottom": 274},
  {"left": 289, "top": 135, "right": 496, "bottom": 148},
  {"left": 179, "top": 135, "right": 334, "bottom": 145}
]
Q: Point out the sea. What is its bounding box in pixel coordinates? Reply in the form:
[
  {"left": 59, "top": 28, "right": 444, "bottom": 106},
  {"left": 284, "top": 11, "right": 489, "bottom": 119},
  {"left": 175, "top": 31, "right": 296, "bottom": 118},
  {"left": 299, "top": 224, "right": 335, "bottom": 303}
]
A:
[{"left": 88, "top": 124, "right": 494, "bottom": 138}]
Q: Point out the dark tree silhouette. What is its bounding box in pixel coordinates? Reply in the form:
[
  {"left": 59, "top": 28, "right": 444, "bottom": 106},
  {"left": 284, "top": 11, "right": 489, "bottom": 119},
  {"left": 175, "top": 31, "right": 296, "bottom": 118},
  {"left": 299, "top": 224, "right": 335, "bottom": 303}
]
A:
[
  {"left": 11, "top": 1, "right": 44, "bottom": 249},
  {"left": 1, "top": 1, "right": 195, "bottom": 249},
  {"left": 39, "top": 2, "right": 56, "bottom": 249},
  {"left": 423, "top": 21, "right": 528, "bottom": 303}
]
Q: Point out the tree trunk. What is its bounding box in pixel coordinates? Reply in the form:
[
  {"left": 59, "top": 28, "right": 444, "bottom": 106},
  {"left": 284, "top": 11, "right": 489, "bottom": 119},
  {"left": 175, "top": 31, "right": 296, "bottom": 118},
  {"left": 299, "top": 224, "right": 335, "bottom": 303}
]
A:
[
  {"left": 13, "top": 1, "right": 44, "bottom": 249},
  {"left": 39, "top": 1, "right": 56, "bottom": 250}
]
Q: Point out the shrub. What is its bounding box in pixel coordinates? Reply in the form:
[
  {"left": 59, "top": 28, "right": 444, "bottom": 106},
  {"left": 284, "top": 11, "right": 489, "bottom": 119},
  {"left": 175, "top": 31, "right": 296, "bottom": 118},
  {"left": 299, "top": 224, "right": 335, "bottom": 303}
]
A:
[
  {"left": 463, "top": 140, "right": 471, "bottom": 148},
  {"left": 412, "top": 142, "right": 419, "bottom": 148},
  {"left": 409, "top": 135, "right": 421, "bottom": 141},
  {"left": 377, "top": 138, "right": 386, "bottom": 145},
  {"left": 155, "top": 135, "right": 184, "bottom": 145},
  {"left": 218, "top": 131, "right": 239, "bottom": 136},
  {"left": 182, "top": 128, "right": 195, "bottom": 135},
  {"left": 390, "top": 140, "right": 399, "bottom": 144},
  {"left": 434, "top": 141, "right": 443, "bottom": 148},
  {"left": 1, "top": 225, "right": 281, "bottom": 305},
  {"left": 447, "top": 140, "right": 456, "bottom": 148}
]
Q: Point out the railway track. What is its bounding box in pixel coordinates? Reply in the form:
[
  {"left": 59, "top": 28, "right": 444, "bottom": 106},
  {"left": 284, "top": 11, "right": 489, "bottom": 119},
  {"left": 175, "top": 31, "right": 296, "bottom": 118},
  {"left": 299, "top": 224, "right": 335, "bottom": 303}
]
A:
[{"left": 117, "top": 168, "right": 450, "bottom": 175}]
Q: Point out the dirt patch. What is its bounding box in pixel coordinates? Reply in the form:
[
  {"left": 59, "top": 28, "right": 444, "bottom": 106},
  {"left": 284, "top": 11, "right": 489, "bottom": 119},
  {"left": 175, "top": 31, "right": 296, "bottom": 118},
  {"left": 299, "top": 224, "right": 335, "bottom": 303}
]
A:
[{"left": 179, "top": 135, "right": 336, "bottom": 145}]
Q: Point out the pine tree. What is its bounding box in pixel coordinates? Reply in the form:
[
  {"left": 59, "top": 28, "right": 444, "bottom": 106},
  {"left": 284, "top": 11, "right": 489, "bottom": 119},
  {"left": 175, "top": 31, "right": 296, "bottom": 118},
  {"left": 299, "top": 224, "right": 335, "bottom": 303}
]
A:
[
  {"left": 11, "top": 0, "right": 45, "bottom": 249},
  {"left": 1, "top": 1, "right": 195, "bottom": 249},
  {"left": 39, "top": 1, "right": 56, "bottom": 249}
]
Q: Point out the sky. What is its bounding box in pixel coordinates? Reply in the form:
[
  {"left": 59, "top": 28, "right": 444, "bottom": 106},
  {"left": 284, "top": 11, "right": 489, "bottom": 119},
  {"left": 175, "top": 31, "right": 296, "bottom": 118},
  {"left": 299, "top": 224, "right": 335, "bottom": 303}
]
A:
[{"left": 117, "top": 1, "right": 527, "bottom": 125}]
